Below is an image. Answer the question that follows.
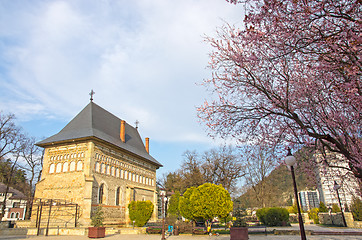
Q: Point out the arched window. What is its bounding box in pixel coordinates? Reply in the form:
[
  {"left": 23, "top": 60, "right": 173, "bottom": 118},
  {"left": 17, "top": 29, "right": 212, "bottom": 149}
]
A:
[
  {"left": 95, "top": 162, "right": 100, "bottom": 172},
  {"left": 15, "top": 212, "right": 19, "bottom": 219},
  {"left": 49, "top": 164, "right": 55, "bottom": 174},
  {"left": 10, "top": 212, "right": 15, "bottom": 218},
  {"left": 99, "top": 184, "right": 104, "bottom": 204},
  {"left": 63, "top": 162, "right": 69, "bottom": 172},
  {"left": 77, "top": 161, "right": 83, "bottom": 171},
  {"left": 116, "top": 187, "right": 120, "bottom": 206},
  {"left": 56, "top": 163, "right": 62, "bottom": 173},
  {"left": 101, "top": 163, "right": 105, "bottom": 174},
  {"left": 116, "top": 168, "right": 119, "bottom": 178},
  {"left": 70, "top": 161, "right": 76, "bottom": 171}
]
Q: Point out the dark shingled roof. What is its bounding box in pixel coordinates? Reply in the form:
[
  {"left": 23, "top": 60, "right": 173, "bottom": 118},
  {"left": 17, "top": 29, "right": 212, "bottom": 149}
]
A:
[
  {"left": 0, "top": 182, "right": 27, "bottom": 199},
  {"left": 36, "top": 102, "right": 162, "bottom": 168}
]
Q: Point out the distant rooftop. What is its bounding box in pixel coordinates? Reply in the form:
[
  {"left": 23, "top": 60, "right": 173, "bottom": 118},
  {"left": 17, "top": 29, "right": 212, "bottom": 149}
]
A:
[
  {"left": 37, "top": 102, "right": 162, "bottom": 168},
  {"left": 0, "top": 182, "right": 26, "bottom": 199}
]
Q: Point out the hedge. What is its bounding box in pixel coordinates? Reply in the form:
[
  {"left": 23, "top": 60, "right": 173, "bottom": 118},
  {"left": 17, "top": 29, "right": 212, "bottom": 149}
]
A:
[{"left": 256, "top": 207, "right": 289, "bottom": 226}]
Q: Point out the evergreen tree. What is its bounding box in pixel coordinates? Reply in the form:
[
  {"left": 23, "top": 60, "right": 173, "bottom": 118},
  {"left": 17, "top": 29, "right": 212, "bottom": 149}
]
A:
[
  {"left": 319, "top": 202, "right": 328, "bottom": 212},
  {"left": 167, "top": 191, "right": 181, "bottom": 218}
]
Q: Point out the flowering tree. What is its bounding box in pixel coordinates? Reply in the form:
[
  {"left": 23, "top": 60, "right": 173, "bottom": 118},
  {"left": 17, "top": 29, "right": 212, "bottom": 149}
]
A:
[{"left": 198, "top": 0, "right": 361, "bottom": 179}]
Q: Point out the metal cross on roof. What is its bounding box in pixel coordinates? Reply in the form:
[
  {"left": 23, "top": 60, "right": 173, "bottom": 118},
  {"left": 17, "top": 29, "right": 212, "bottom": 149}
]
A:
[
  {"left": 135, "top": 120, "right": 139, "bottom": 129},
  {"left": 89, "top": 89, "right": 95, "bottom": 102}
]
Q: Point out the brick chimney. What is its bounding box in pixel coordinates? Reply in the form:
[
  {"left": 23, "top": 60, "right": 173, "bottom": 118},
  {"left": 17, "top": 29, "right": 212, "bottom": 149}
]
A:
[
  {"left": 120, "top": 120, "right": 126, "bottom": 142},
  {"left": 145, "top": 137, "right": 149, "bottom": 153}
]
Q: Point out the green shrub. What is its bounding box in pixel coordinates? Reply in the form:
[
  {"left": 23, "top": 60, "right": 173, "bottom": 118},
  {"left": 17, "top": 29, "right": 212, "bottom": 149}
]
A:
[
  {"left": 256, "top": 208, "right": 268, "bottom": 225},
  {"left": 308, "top": 208, "right": 319, "bottom": 224},
  {"left": 331, "top": 204, "right": 341, "bottom": 213},
  {"left": 91, "top": 206, "right": 104, "bottom": 227},
  {"left": 128, "top": 200, "right": 154, "bottom": 227},
  {"left": 287, "top": 203, "right": 305, "bottom": 214},
  {"left": 256, "top": 207, "right": 289, "bottom": 226},
  {"left": 350, "top": 197, "right": 362, "bottom": 221},
  {"left": 263, "top": 207, "right": 289, "bottom": 226},
  {"left": 319, "top": 202, "right": 328, "bottom": 212}
]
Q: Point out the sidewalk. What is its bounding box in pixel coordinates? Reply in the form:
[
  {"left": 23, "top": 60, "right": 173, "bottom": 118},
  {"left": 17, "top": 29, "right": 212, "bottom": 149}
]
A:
[
  {"left": 1, "top": 234, "right": 362, "bottom": 240},
  {"left": 0, "top": 224, "right": 361, "bottom": 240},
  {"left": 270, "top": 223, "right": 362, "bottom": 233}
]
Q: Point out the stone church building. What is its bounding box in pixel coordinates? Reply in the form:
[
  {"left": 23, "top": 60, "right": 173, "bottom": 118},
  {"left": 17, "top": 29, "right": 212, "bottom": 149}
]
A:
[{"left": 33, "top": 101, "right": 162, "bottom": 226}]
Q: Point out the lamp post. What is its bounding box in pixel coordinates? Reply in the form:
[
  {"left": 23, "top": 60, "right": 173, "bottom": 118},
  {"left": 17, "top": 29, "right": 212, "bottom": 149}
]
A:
[
  {"left": 333, "top": 181, "right": 347, "bottom": 227},
  {"left": 285, "top": 148, "right": 307, "bottom": 240},
  {"left": 161, "top": 193, "right": 167, "bottom": 240}
]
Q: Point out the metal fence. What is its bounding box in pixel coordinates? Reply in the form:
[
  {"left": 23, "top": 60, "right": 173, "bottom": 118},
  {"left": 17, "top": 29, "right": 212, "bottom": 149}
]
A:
[{"left": 32, "top": 198, "right": 80, "bottom": 236}]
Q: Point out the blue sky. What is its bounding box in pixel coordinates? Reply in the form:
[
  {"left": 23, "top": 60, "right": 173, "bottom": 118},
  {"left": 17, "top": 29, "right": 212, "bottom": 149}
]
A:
[{"left": 0, "top": 0, "right": 244, "bottom": 177}]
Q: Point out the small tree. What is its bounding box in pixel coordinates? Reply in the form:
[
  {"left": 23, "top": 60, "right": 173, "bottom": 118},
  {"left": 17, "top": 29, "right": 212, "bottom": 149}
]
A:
[
  {"left": 128, "top": 201, "right": 154, "bottom": 227},
  {"left": 179, "top": 187, "right": 196, "bottom": 221},
  {"left": 179, "top": 183, "right": 233, "bottom": 227},
  {"left": 190, "top": 183, "right": 233, "bottom": 227},
  {"left": 331, "top": 204, "right": 341, "bottom": 213},
  {"left": 232, "top": 205, "right": 246, "bottom": 227},
  {"left": 91, "top": 206, "right": 104, "bottom": 227},
  {"left": 287, "top": 203, "right": 303, "bottom": 214},
  {"left": 168, "top": 191, "right": 181, "bottom": 218},
  {"left": 308, "top": 208, "right": 319, "bottom": 224},
  {"left": 319, "top": 202, "right": 328, "bottom": 213},
  {"left": 350, "top": 197, "right": 362, "bottom": 221}
]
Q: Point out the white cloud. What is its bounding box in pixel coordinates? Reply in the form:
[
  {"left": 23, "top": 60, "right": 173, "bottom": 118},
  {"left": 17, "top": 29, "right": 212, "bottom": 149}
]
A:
[{"left": 0, "top": 0, "right": 244, "bottom": 143}]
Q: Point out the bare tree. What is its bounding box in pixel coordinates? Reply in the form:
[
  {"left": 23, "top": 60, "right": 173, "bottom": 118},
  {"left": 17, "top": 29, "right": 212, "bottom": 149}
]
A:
[
  {"left": 201, "top": 146, "right": 245, "bottom": 193},
  {"left": 19, "top": 137, "right": 43, "bottom": 219},
  {"left": 240, "top": 145, "right": 277, "bottom": 208},
  {"left": 0, "top": 112, "right": 24, "bottom": 159},
  {"left": 159, "top": 147, "right": 246, "bottom": 195},
  {"left": 0, "top": 112, "right": 26, "bottom": 219},
  {"left": 181, "top": 151, "right": 205, "bottom": 189},
  {"left": 157, "top": 171, "right": 185, "bottom": 193}
]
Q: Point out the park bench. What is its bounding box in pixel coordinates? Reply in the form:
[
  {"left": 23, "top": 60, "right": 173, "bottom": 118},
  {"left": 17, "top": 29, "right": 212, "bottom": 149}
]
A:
[
  {"left": 146, "top": 226, "right": 162, "bottom": 234},
  {"left": 192, "top": 227, "right": 206, "bottom": 235}
]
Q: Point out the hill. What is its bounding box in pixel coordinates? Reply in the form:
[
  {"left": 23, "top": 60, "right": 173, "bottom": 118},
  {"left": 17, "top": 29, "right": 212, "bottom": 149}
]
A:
[{"left": 237, "top": 150, "right": 317, "bottom": 208}]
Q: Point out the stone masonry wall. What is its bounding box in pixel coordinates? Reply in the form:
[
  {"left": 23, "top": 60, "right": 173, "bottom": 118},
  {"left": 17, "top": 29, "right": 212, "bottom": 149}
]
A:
[
  {"left": 33, "top": 140, "right": 159, "bottom": 227},
  {"left": 90, "top": 142, "right": 157, "bottom": 225}
]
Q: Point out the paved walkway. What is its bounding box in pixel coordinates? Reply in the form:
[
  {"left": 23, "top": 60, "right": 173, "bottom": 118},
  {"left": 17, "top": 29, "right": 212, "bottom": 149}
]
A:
[
  {"left": 1, "top": 234, "right": 362, "bottom": 240},
  {"left": 0, "top": 224, "right": 361, "bottom": 240}
]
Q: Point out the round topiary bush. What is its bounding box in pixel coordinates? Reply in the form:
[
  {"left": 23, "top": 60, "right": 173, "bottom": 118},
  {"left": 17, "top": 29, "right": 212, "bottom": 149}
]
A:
[
  {"left": 263, "top": 207, "right": 289, "bottom": 226},
  {"left": 128, "top": 200, "right": 154, "bottom": 227}
]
